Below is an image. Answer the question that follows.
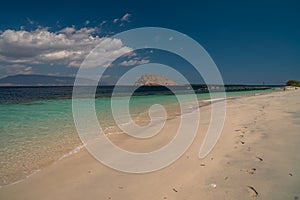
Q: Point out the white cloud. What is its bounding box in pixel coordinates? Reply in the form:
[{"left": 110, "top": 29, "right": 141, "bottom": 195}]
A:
[
  {"left": 59, "top": 26, "right": 76, "bottom": 34},
  {"left": 80, "top": 38, "right": 132, "bottom": 68},
  {"left": 99, "top": 20, "right": 107, "bottom": 26},
  {"left": 113, "top": 13, "right": 131, "bottom": 25},
  {"left": 84, "top": 20, "right": 90, "bottom": 25},
  {"left": 121, "top": 13, "right": 131, "bottom": 22},
  {"left": 0, "top": 26, "right": 132, "bottom": 68},
  {"left": 27, "top": 18, "right": 38, "bottom": 26},
  {"left": 119, "top": 58, "right": 150, "bottom": 67}
]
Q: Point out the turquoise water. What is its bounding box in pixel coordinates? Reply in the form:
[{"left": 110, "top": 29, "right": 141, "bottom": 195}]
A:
[{"left": 0, "top": 88, "right": 276, "bottom": 186}]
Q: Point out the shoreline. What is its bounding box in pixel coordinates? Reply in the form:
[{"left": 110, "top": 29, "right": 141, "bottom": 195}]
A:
[
  {"left": 0, "top": 89, "right": 277, "bottom": 188},
  {"left": 0, "top": 90, "right": 274, "bottom": 189},
  {"left": 0, "top": 91, "right": 298, "bottom": 199}
]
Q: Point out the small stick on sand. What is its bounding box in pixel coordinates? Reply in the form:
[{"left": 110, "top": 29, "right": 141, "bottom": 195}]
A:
[
  {"left": 247, "top": 186, "right": 258, "bottom": 197},
  {"left": 255, "top": 156, "right": 263, "bottom": 162}
]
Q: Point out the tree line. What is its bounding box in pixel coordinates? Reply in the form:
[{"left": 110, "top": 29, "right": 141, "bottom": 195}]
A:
[{"left": 286, "top": 80, "right": 300, "bottom": 87}]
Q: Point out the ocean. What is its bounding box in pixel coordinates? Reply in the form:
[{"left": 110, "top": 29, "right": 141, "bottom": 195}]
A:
[{"left": 0, "top": 86, "right": 276, "bottom": 186}]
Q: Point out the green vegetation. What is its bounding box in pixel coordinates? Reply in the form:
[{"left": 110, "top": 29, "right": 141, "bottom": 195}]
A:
[{"left": 286, "top": 80, "right": 300, "bottom": 87}]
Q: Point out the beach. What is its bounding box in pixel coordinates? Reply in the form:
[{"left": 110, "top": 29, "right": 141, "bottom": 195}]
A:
[{"left": 0, "top": 89, "right": 299, "bottom": 200}]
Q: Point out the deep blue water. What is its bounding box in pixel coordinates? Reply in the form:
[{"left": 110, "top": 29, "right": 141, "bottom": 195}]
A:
[{"left": 0, "top": 85, "right": 274, "bottom": 104}]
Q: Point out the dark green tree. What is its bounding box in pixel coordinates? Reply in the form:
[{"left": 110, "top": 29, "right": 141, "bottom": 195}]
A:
[{"left": 286, "top": 80, "right": 300, "bottom": 87}]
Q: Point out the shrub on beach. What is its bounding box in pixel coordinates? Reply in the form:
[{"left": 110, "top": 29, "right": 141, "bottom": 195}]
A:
[{"left": 286, "top": 80, "right": 300, "bottom": 87}]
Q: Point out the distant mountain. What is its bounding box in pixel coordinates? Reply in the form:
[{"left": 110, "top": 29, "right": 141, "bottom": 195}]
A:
[
  {"left": 135, "top": 74, "right": 177, "bottom": 86},
  {"left": 0, "top": 74, "right": 95, "bottom": 86}
]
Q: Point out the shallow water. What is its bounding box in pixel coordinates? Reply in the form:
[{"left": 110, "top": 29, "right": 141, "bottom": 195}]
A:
[{"left": 0, "top": 86, "right": 275, "bottom": 186}]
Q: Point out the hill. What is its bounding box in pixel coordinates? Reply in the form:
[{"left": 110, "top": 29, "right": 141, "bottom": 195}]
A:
[
  {"left": 135, "top": 74, "right": 177, "bottom": 86},
  {"left": 0, "top": 74, "right": 94, "bottom": 86}
]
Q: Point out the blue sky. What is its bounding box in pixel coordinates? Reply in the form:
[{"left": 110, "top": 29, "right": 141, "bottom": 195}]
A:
[{"left": 0, "top": 0, "right": 299, "bottom": 84}]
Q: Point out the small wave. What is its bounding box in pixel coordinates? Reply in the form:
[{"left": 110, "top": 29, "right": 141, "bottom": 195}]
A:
[
  {"left": 1, "top": 168, "right": 42, "bottom": 189},
  {"left": 120, "top": 121, "right": 131, "bottom": 126},
  {"left": 1, "top": 145, "right": 85, "bottom": 189},
  {"left": 203, "top": 98, "right": 225, "bottom": 102},
  {"left": 58, "top": 145, "right": 85, "bottom": 161}
]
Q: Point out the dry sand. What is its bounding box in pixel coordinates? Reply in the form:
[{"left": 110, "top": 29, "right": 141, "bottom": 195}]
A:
[{"left": 0, "top": 90, "right": 299, "bottom": 200}]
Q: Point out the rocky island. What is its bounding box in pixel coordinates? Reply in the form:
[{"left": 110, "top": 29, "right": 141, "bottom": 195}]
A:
[{"left": 135, "top": 74, "right": 177, "bottom": 86}]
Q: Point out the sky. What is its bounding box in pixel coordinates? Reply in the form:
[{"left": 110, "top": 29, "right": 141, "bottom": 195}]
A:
[{"left": 0, "top": 0, "right": 299, "bottom": 84}]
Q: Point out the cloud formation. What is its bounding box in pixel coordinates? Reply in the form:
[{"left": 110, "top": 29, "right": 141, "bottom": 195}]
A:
[
  {"left": 0, "top": 64, "right": 33, "bottom": 77},
  {"left": 113, "top": 13, "right": 132, "bottom": 27},
  {"left": 0, "top": 26, "right": 132, "bottom": 68},
  {"left": 121, "top": 13, "right": 131, "bottom": 22},
  {"left": 119, "top": 58, "right": 150, "bottom": 67}
]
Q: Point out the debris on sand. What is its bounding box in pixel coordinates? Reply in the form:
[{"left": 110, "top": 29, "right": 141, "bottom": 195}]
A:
[
  {"left": 247, "top": 186, "right": 258, "bottom": 197},
  {"left": 255, "top": 156, "right": 263, "bottom": 162}
]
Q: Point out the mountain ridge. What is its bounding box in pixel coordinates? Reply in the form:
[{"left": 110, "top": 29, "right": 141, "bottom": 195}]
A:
[{"left": 0, "top": 74, "right": 95, "bottom": 86}]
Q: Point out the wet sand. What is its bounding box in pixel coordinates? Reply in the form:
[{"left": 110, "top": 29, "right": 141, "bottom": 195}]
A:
[{"left": 0, "top": 90, "right": 299, "bottom": 200}]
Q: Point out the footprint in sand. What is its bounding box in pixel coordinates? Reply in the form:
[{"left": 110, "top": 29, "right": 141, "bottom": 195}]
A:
[
  {"left": 241, "top": 168, "right": 256, "bottom": 175},
  {"left": 246, "top": 168, "right": 256, "bottom": 175}
]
